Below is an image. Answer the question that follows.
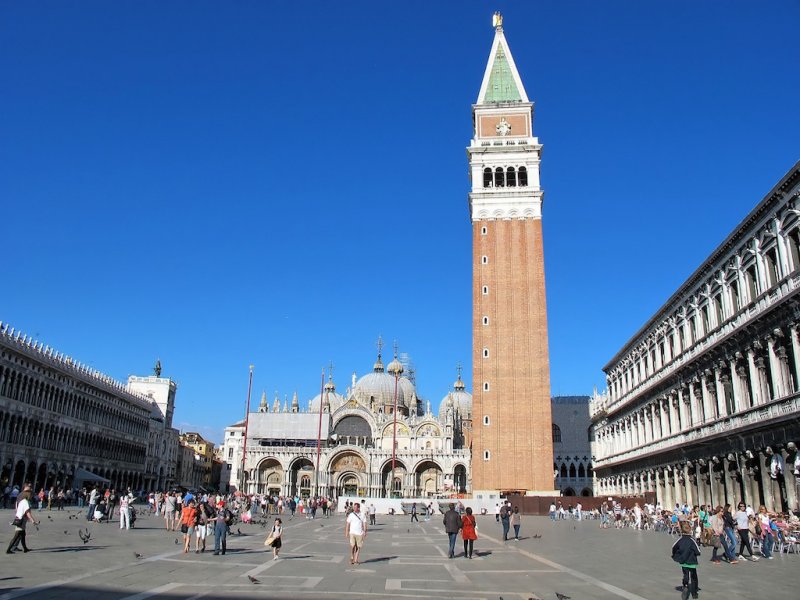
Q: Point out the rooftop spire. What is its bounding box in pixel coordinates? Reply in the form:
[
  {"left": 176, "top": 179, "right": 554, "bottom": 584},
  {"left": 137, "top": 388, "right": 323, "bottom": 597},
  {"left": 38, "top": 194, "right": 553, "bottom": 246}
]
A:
[{"left": 477, "top": 13, "right": 529, "bottom": 104}]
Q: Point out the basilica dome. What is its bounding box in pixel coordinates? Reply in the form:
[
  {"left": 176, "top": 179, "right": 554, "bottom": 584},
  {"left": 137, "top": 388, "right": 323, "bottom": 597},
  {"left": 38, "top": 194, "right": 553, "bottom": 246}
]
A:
[
  {"left": 309, "top": 378, "right": 346, "bottom": 413},
  {"left": 354, "top": 353, "right": 414, "bottom": 413},
  {"left": 439, "top": 374, "right": 472, "bottom": 421}
]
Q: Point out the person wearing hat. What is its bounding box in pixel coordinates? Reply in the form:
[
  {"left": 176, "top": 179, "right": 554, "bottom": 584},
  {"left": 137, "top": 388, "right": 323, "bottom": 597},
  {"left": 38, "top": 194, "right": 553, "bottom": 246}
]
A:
[{"left": 6, "top": 485, "right": 39, "bottom": 554}]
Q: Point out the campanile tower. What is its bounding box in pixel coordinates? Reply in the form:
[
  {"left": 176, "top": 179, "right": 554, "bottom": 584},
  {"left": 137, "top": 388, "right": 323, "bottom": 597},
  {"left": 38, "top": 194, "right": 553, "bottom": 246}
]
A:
[{"left": 468, "top": 13, "right": 554, "bottom": 496}]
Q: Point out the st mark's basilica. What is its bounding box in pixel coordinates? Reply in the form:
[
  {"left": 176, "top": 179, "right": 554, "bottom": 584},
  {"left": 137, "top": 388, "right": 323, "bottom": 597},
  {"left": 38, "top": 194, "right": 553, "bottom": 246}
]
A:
[{"left": 220, "top": 346, "right": 473, "bottom": 499}]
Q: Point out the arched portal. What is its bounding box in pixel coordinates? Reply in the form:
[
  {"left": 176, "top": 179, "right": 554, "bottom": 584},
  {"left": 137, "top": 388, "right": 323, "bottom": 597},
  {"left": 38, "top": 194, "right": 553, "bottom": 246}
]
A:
[
  {"left": 24, "top": 462, "right": 36, "bottom": 488},
  {"left": 289, "top": 458, "right": 314, "bottom": 499},
  {"left": 257, "top": 458, "right": 283, "bottom": 495},
  {"left": 380, "top": 460, "right": 407, "bottom": 499},
  {"left": 453, "top": 464, "right": 467, "bottom": 494},
  {"left": 329, "top": 452, "right": 367, "bottom": 498},
  {"left": 13, "top": 460, "right": 25, "bottom": 486},
  {"left": 414, "top": 460, "right": 442, "bottom": 498}
]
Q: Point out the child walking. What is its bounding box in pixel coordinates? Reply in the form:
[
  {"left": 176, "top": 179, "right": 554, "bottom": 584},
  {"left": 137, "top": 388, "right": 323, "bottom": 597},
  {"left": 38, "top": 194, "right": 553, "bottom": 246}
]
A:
[
  {"left": 266, "top": 517, "right": 282, "bottom": 560},
  {"left": 671, "top": 520, "right": 701, "bottom": 600}
]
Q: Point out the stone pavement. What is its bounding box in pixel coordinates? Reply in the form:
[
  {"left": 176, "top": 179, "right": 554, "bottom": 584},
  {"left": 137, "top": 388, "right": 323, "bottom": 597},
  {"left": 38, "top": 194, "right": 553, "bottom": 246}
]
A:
[{"left": 0, "top": 507, "right": 797, "bottom": 600}]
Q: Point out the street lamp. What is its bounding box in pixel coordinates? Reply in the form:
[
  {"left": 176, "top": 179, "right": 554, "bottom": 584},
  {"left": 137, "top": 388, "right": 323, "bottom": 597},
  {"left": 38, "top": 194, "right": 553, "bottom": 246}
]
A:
[{"left": 387, "top": 346, "right": 404, "bottom": 498}]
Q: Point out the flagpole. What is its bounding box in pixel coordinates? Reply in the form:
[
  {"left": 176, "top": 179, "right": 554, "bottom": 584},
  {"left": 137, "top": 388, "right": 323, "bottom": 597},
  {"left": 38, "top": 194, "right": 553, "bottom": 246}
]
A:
[
  {"left": 241, "top": 365, "right": 254, "bottom": 494},
  {"left": 314, "top": 368, "right": 325, "bottom": 498}
]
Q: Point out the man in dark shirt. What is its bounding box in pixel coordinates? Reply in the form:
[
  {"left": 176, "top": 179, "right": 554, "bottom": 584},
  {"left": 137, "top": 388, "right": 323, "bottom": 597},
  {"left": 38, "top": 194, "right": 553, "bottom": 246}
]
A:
[{"left": 443, "top": 503, "right": 462, "bottom": 558}]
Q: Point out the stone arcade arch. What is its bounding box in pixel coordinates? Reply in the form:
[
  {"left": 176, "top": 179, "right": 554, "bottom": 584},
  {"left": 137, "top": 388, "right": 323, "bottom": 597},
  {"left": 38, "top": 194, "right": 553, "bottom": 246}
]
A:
[
  {"left": 453, "top": 463, "right": 468, "bottom": 494},
  {"left": 328, "top": 451, "right": 367, "bottom": 498},
  {"left": 414, "top": 459, "right": 443, "bottom": 498},
  {"left": 380, "top": 459, "right": 407, "bottom": 498},
  {"left": 257, "top": 458, "right": 284, "bottom": 496},
  {"left": 288, "top": 457, "right": 314, "bottom": 499}
]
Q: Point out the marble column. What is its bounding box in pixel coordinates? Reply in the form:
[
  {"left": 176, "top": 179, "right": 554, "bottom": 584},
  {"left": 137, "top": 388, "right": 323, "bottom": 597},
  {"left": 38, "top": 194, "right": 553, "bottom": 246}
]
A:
[
  {"left": 781, "top": 448, "right": 797, "bottom": 513},
  {"left": 746, "top": 346, "right": 763, "bottom": 406},
  {"left": 759, "top": 451, "right": 775, "bottom": 512},
  {"left": 789, "top": 325, "right": 800, "bottom": 391},
  {"left": 679, "top": 388, "right": 690, "bottom": 430},
  {"left": 766, "top": 334, "right": 787, "bottom": 398},
  {"left": 683, "top": 463, "right": 694, "bottom": 506}
]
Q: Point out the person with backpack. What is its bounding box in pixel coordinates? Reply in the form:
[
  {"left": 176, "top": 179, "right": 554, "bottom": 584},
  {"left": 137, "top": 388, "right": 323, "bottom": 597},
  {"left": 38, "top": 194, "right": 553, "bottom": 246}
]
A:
[{"left": 671, "top": 520, "right": 701, "bottom": 600}]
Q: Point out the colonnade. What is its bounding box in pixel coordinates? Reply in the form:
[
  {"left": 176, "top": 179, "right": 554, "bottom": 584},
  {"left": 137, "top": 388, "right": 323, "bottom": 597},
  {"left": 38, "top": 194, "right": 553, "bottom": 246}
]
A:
[{"left": 596, "top": 445, "right": 799, "bottom": 513}]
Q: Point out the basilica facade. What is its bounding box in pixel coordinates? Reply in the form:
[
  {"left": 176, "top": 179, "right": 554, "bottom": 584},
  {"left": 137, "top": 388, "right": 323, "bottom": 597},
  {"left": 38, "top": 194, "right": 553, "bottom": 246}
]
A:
[{"left": 219, "top": 349, "right": 472, "bottom": 499}]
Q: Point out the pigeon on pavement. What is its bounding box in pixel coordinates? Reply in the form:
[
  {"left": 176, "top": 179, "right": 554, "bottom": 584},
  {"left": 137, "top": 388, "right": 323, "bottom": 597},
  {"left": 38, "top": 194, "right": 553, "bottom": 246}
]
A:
[{"left": 247, "top": 575, "right": 260, "bottom": 584}]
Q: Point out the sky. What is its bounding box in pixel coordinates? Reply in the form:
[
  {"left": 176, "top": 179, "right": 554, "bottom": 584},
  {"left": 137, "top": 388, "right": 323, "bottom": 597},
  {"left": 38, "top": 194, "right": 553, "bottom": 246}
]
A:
[{"left": 2, "top": 1, "right": 799, "bottom": 445}]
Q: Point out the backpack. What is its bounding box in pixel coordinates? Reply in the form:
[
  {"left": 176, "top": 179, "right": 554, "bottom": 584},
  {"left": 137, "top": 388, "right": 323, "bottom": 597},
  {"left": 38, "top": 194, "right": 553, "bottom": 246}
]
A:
[{"left": 223, "top": 509, "right": 233, "bottom": 526}]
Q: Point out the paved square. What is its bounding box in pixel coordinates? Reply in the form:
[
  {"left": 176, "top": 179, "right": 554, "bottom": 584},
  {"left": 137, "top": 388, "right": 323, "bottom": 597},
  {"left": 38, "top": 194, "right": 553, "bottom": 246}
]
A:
[{"left": 1, "top": 508, "right": 797, "bottom": 599}]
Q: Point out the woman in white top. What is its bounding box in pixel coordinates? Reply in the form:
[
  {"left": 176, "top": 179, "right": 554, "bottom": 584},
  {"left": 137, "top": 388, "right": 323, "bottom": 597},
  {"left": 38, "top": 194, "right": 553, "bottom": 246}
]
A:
[{"left": 6, "top": 485, "right": 39, "bottom": 553}]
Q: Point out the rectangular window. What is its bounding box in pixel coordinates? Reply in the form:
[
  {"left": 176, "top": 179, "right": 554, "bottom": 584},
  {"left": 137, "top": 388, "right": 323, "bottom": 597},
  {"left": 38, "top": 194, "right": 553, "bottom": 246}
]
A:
[
  {"left": 482, "top": 286, "right": 488, "bottom": 295},
  {"left": 483, "top": 348, "right": 489, "bottom": 358},
  {"left": 483, "top": 450, "right": 490, "bottom": 461},
  {"left": 481, "top": 255, "right": 488, "bottom": 264},
  {"left": 481, "top": 226, "right": 487, "bottom": 235}
]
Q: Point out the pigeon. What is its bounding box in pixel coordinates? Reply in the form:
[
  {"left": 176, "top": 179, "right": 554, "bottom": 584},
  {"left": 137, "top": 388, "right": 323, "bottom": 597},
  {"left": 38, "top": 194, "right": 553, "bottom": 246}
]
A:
[
  {"left": 63, "top": 530, "right": 69, "bottom": 535},
  {"left": 175, "top": 538, "right": 179, "bottom": 544},
  {"left": 78, "top": 529, "right": 91, "bottom": 544},
  {"left": 47, "top": 515, "right": 52, "bottom": 520},
  {"left": 237, "top": 528, "right": 242, "bottom": 535},
  {"left": 555, "top": 594, "right": 571, "bottom": 600},
  {"left": 533, "top": 534, "right": 542, "bottom": 539},
  {"left": 134, "top": 552, "right": 143, "bottom": 559},
  {"left": 247, "top": 575, "right": 260, "bottom": 584}
]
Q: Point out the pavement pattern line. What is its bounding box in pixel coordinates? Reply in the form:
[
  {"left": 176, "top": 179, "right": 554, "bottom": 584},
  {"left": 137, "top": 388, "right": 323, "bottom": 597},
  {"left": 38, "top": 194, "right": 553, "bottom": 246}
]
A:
[
  {"left": 118, "top": 583, "right": 182, "bottom": 600},
  {"left": 480, "top": 530, "right": 649, "bottom": 600}
]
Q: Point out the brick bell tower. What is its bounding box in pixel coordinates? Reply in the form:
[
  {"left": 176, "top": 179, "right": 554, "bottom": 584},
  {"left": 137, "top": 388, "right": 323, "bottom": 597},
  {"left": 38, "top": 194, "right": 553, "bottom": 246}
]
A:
[{"left": 468, "top": 13, "right": 555, "bottom": 496}]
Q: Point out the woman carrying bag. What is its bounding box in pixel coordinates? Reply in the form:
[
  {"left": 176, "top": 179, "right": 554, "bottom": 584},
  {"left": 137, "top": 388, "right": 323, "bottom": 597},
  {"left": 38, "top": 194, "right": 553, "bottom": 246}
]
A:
[
  {"left": 264, "top": 517, "right": 282, "bottom": 560},
  {"left": 461, "top": 507, "right": 477, "bottom": 559}
]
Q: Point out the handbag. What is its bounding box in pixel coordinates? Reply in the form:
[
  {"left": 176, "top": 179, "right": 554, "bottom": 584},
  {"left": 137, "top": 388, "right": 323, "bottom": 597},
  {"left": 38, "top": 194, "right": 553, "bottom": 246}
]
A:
[
  {"left": 12, "top": 517, "right": 23, "bottom": 528},
  {"left": 264, "top": 536, "right": 275, "bottom": 546},
  {"left": 180, "top": 523, "right": 188, "bottom": 534}
]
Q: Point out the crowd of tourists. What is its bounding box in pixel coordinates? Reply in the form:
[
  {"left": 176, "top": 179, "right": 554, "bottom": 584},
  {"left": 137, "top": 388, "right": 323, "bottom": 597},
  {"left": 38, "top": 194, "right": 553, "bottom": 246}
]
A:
[{"left": 590, "top": 498, "right": 800, "bottom": 561}]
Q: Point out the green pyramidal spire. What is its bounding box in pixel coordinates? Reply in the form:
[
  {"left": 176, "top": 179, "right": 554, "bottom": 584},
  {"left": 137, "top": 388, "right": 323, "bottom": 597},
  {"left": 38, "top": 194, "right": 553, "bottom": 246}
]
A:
[
  {"left": 484, "top": 44, "right": 522, "bottom": 102},
  {"left": 477, "top": 17, "right": 529, "bottom": 105}
]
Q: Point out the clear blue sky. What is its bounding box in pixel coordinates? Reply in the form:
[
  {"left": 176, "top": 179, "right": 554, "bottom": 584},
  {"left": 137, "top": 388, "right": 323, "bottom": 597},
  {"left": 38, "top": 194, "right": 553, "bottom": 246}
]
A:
[{"left": 2, "top": 1, "right": 798, "bottom": 444}]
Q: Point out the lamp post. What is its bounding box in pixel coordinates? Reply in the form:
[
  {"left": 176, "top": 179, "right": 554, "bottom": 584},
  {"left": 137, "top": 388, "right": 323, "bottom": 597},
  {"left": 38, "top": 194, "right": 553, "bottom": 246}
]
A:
[
  {"left": 387, "top": 346, "right": 404, "bottom": 498},
  {"left": 314, "top": 367, "right": 325, "bottom": 498}
]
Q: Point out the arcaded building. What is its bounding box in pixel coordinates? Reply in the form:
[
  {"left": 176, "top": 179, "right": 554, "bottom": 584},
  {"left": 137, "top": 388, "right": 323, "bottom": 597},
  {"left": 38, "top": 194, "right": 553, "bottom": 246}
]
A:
[
  {"left": 469, "top": 14, "right": 555, "bottom": 497},
  {"left": 591, "top": 162, "right": 800, "bottom": 513},
  {"left": 552, "top": 396, "right": 593, "bottom": 497}
]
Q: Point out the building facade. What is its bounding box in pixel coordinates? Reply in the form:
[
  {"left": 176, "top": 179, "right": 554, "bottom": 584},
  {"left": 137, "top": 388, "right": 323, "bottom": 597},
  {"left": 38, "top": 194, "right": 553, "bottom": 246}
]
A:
[
  {"left": 0, "top": 323, "right": 153, "bottom": 492},
  {"left": 180, "top": 431, "right": 214, "bottom": 489},
  {"left": 469, "top": 13, "right": 555, "bottom": 496},
  {"left": 591, "top": 162, "right": 800, "bottom": 513},
  {"left": 128, "top": 375, "right": 179, "bottom": 492},
  {"left": 220, "top": 349, "right": 471, "bottom": 498},
  {"left": 552, "top": 396, "right": 593, "bottom": 497}
]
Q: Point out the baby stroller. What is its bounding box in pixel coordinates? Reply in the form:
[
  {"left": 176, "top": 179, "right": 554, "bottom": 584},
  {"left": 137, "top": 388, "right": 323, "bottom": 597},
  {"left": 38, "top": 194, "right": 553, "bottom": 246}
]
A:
[{"left": 129, "top": 506, "right": 138, "bottom": 528}]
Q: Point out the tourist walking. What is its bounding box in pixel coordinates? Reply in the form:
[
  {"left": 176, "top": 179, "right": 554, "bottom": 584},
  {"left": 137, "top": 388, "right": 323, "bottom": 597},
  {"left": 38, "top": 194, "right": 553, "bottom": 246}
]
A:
[
  {"left": 164, "top": 492, "right": 177, "bottom": 531},
  {"left": 734, "top": 502, "right": 758, "bottom": 561},
  {"left": 212, "top": 501, "right": 229, "bottom": 556},
  {"left": 671, "top": 520, "right": 701, "bottom": 600},
  {"left": 411, "top": 503, "right": 418, "bottom": 522},
  {"left": 510, "top": 506, "right": 521, "bottom": 540},
  {"left": 548, "top": 502, "right": 556, "bottom": 522},
  {"left": 180, "top": 499, "right": 197, "bottom": 553},
  {"left": 6, "top": 485, "right": 38, "bottom": 554},
  {"left": 499, "top": 503, "right": 511, "bottom": 541},
  {"left": 265, "top": 517, "right": 282, "bottom": 560},
  {"left": 443, "top": 502, "right": 461, "bottom": 558},
  {"left": 756, "top": 505, "right": 774, "bottom": 559},
  {"left": 461, "top": 506, "right": 477, "bottom": 558},
  {"left": 368, "top": 503, "right": 376, "bottom": 526},
  {"left": 344, "top": 502, "right": 367, "bottom": 565}
]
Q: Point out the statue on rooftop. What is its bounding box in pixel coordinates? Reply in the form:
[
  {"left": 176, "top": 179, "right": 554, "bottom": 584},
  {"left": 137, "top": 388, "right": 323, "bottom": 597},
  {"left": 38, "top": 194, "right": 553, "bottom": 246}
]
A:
[{"left": 154, "top": 359, "right": 162, "bottom": 377}]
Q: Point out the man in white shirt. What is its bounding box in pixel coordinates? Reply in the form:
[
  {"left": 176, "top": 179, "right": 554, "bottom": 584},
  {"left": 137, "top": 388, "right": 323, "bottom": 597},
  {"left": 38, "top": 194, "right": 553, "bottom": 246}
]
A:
[
  {"left": 368, "top": 503, "right": 376, "bottom": 526},
  {"left": 6, "top": 485, "right": 38, "bottom": 553},
  {"left": 344, "top": 502, "right": 367, "bottom": 565}
]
